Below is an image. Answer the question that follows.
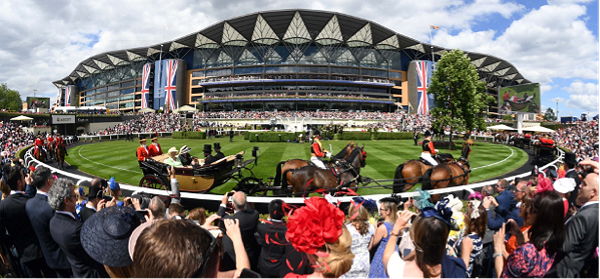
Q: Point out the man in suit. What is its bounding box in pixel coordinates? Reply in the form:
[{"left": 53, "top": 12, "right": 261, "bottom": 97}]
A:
[
  {"left": 79, "top": 183, "right": 102, "bottom": 222},
  {"left": 213, "top": 142, "right": 225, "bottom": 161},
  {"left": 203, "top": 144, "right": 217, "bottom": 165},
  {"left": 25, "top": 166, "right": 72, "bottom": 277},
  {"left": 484, "top": 179, "right": 522, "bottom": 230},
  {"left": 0, "top": 165, "right": 52, "bottom": 277},
  {"left": 47, "top": 178, "right": 107, "bottom": 278},
  {"left": 552, "top": 170, "right": 598, "bottom": 277},
  {"left": 218, "top": 191, "right": 260, "bottom": 271},
  {"left": 255, "top": 199, "right": 288, "bottom": 277},
  {"left": 564, "top": 152, "right": 582, "bottom": 207}
]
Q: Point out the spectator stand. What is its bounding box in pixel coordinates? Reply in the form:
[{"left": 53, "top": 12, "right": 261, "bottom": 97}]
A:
[{"left": 78, "top": 132, "right": 173, "bottom": 142}]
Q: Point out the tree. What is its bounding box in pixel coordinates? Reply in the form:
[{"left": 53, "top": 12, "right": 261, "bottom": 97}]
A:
[
  {"left": 0, "top": 83, "right": 22, "bottom": 111},
  {"left": 544, "top": 108, "right": 557, "bottom": 121},
  {"left": 429, "top": 50, "right": 492, "bottom": 144}
]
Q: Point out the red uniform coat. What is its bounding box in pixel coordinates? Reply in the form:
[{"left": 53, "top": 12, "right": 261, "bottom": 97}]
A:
[
  {"left": 136, "top": 146, "right": 150, "bottom": 161},
  {"left": 148, "top": 143, "right": 162, "bottom": 157},
  {"left": 311, "top": 142, "right": 325, "bottom": 157}
]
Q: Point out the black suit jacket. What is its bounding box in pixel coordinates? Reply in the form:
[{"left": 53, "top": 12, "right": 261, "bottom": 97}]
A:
[
  {"left": 204, "top": 154, "right": 218, "bottom": 165},
  {"left": 25, "top": 194, "right": 70, "bottom": 270},
  {"left": 49, "top": 213, "right": 107, "bottom": 278},
  {"left": 217, "top": 206, "right": 260, "bottom": 270},
  {"left": 79, "top": 206, "right": 96, "bottom": 223},
  {"left": 214, "top": 151, "right": 225, "bottom": 161},
  {"left": 255, "top": 220, "right": 288, "bottom": 277},
  {"left": 553, "top": 203, "right": 599, "bottom": 278},
  {"left": 565, "top": 169, "right": 581, "bottom": 206},
  {"left": 0, "top": 193, "right": 43, "bottom": 264}
]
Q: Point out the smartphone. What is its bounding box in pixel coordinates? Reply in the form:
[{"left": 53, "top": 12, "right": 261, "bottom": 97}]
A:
[{"left": 102, "top": 195, "right": 113, "bottom": 202}]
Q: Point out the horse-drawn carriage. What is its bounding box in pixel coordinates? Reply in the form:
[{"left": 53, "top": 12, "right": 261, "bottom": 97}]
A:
[{"left": 138, "top": 151, "right": 254, "bottom": 192}]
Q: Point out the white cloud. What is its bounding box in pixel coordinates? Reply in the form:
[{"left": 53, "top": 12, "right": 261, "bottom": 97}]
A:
[
  {"left": 563, "top": 80, "right": 599, "bottom": 112},
  {"left": 0, "top": 0, "right": 593, "bottom": 111}
]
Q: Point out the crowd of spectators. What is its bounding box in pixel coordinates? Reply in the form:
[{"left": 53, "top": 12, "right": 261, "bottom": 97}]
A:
[
  {"left": 97, "top": 113, "right": 183, "bottom": 135},
  {"left": 0, "top": 158, "right": 597, "bottom": 278},
  {"left": 0, "top": 121, "right": 35, "bottom": 158},
  {"left": 554, "top": 121, "right": 599, "bottom": 159}
]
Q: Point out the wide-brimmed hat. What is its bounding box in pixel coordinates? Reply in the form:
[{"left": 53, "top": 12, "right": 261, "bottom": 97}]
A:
[
  {"left": 168, "top": 147, "right": 178, "bottom": 154},
  {"left": 203, "top": 144, "right": 212, "bottom": 153},
  {"left": 81, "top": 206, "right": 141, "bottom": 267},
  {"left": 151, "top": 137, "right": 158, "bottom": 141},
  {"left": 127, "top": 220, "right": 154, "bottom": 260},
  {"left": 180, "top": 145, "right": 191, "bottom": 154},
  {"left": 213, "top": 142, "right": 221, "bottom": 149},
  {"left": 554, "top": 178, "right": 576, "bottom": 194}
]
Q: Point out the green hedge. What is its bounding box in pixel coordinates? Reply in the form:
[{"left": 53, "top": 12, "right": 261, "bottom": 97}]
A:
[
  {"left": 248, "top": 132, "right": 302, "bottom": 142},
  {"left": 17, "top": 145, "right": 33, "bottom": 159},
  {"left": 338, "top": 132, "right": 372, "bottom": 140},
  {"left": 373, "top": 132, "right": 413, "bottom": 140},
  {"left": 172, "top": 131, "right": 206, "bottom": 139}
]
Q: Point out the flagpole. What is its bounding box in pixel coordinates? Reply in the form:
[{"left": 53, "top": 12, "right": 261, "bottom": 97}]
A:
[
  {"left": 158, "top": 44, "right": 164, "bottom": 112},
  {"left": 428, "top": 26, "right": 435, "bottom": 63}
]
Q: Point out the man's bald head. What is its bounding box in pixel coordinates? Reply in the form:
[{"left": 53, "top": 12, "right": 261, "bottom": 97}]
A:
[
  {"left": 576, "top": 172, "right": 599, "bottom": 206},
  {"left": 232, "top": 191, "right": 247, "bottom": 211}
]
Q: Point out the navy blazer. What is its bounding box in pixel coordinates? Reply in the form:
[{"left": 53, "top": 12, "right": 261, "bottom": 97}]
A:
[
  {"left": 26, "top": 193, "right": 71, "bottom": 270},
  {"left": 49, "top": 213, "right": 107, "bottom": 278},
  {"left": 0, "top": 193, "right": 43, "bottom": 264},
  {"left": 487, "top": 190, "right": 522, "bottom": 230}
]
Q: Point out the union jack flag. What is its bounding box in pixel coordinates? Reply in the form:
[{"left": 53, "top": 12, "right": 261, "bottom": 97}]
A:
[
  {"left": 416, "top": 61, "right": 432, "bottom": 115},
  {"left": 64, "top": 86, "right": 71, "bottom": 107},
  {"left": 163, "top": 60, "right": 178, "bottom": 112},
  {"left": 140, "top": 63, "right": 151, "bottom": 109}
]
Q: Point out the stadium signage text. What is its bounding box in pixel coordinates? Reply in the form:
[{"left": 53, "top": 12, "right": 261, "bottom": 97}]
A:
[{"left": 51, "top": 115, "right": 75, "bottom": 124}]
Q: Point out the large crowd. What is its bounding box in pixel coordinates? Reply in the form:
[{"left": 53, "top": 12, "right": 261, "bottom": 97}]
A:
[
  {"left": 0, "top": 157, "right": 597, "bottom": 278},
  {"left": 0, "top": 121, "right": 35, "bottom": 158},
  {"left": 97, "top": 113, "right": 183, "bottom": 135},
  {"left": 554, "top": 121, "right": 599, "bottom": 159}
]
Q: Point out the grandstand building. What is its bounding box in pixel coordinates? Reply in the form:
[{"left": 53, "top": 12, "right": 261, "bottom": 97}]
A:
[{"left": 53, "top": 9, "right": 530, "bottom": 113}]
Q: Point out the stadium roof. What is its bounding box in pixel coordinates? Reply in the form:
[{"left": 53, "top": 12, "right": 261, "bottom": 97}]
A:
[{"left": 54, "top": 9, "right": 531, "bottom": 88}]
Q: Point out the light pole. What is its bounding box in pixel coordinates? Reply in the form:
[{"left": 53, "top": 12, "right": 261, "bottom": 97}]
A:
[{"left": 158, "top": 44, "right": 164, "bottom": 111}]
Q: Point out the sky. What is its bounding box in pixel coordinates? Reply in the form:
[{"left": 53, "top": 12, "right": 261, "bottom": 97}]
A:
[{"left": 0, "top": 0, "right": 598, "bottom": 118}]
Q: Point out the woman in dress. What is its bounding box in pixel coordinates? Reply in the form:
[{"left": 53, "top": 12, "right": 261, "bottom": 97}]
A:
[
  {"left": 456, "top": 200, "right": 487, "bottom": 277},
  {"left": 368, "top": 197, "right": 398, "bottom": 278},
  {"left": 341, "top": 201, "right": 374, "bottom": 278}
]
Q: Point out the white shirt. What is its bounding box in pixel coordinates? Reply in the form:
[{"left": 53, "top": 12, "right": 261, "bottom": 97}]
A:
[
  {"left": 56, "top": 210, "right": 77, "bottom": 220},
  {"left": 36, "top": 190, "right": 48, "bottom": 196}
]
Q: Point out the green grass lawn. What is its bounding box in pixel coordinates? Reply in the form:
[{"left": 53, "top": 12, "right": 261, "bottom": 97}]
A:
[{"left": 66, "top": 136, "right": 528, "bottom": 195}]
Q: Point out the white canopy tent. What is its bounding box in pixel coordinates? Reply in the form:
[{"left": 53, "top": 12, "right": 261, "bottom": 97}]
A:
[
  {"left": 522, "top": 126, "right": 556, "bottom": 133},
  {"left": 138, "top": 108, "right": 156, "bottom": 113},
  {"left": 487, "top": 124, "right": 515, "bottom": 131},
  {"left": 175, "top": 105, "right": 197, "bottom": 113},
  {"left": 10, "top": 115, "right": 34, "bottom": 121}
]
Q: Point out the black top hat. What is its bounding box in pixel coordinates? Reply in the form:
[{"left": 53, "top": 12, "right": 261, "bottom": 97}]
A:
[
  {"left": 213, "top": 142, "right": 221, "bottom": 149},
  {"left": 564, "top": 152, "right": 577, "bottom": 167},
  {"left": 313, "top": 130, "right": 321, "bottom": 136},
  {"left": 424, "top": 130, "right": 432, "bottom": 137},
  {"left": 80, "top": 206, "right": 140, "bottom": 267},
  {"left": 203, "top": 144, "right": 212, "bottom": 153}
]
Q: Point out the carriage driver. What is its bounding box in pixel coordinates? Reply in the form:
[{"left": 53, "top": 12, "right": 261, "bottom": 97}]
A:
[
  {"left": 310, "top": 130, "right": 330, "bottom": 169},
  {"left": 421, "top": 130, "right": 439, "bottom": 166},
  {"left": 461, "top": 139, "right": 474, "bottom": 160},
  {"left": 136, "top": 138, "right": 150, "bottom": 162}
]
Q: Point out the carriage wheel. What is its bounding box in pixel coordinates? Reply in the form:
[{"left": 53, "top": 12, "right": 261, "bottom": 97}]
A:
[
  {"left": 139, "top": 175, "right": 168, "bottom": 190},
  {"left": 236, "top": 177, "right": 268, "bottom": 196}
]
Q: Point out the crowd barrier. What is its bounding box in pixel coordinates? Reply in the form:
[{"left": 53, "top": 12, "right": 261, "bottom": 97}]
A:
[{"left": 24, "top": 141, "right": 563, "bottom": 204}]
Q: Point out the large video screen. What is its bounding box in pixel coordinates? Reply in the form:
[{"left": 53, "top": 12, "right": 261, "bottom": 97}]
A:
[
  {"left": 26, "top": 97, "right": 51, "bottom": 109},
  {"left": 498, "top": 83, "right": 541, "bottom": 114}
]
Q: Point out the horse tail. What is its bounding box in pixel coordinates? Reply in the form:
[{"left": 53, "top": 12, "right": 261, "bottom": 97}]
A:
[
  {"left": 274, "top": 161, "right": 286, "bottom": 186},
  {"left": 422, "top": 167, "right": 434, "bottom": 190},
  {"left": 392, "top": 164, "right": 405, "bottom": 193}
]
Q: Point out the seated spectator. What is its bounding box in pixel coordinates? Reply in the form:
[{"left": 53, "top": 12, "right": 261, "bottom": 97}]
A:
[
  {"left": 255, "top": 199, "right": 288, "bottom": 277},
  {"left": 164, "top": 147, "right": 183, "bottom": 167},
  {"left": 341, "top": 200, "right": 374, "bottom": 278},
  {"left": 285, "top": 197, "right": 354, "bottom": 278},
  {"left": 81, "top": 206, "right": 141, "bottom": 277},
  {"left": 493, "top": 190, "right": 565, "bottom": 277},
  {"left": 47, "top": 178, "right": 108, "bottom": 277},
  {"left": 383, "top": 200, "right": 467, "bottom": 278}
]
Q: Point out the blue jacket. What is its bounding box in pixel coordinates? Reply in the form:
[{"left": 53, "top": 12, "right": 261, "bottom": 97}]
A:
[{"left": 487, "top": 190, "right": 523, "bottom": 230}]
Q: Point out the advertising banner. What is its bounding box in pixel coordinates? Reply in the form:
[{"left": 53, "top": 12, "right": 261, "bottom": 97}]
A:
[
  {"left": 51, "top": 115, "right": 76, "bottom": 124},
  {"left": 498, "top": 83, "right": 541, "bottom": 114},
  {"left": 26, "top": 97, "right": 50, "bottom": 109}
]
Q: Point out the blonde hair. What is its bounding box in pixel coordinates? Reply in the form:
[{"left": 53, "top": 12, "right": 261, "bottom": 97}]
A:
[
  {"left": 347, "top": 202, "right": 370, "bottom": 235},
  {"left": 380, "top": 200, "right": 398, "bottom": 224},
  {"left": 317, "top": 226, "right": 354, "bottom": 278}
]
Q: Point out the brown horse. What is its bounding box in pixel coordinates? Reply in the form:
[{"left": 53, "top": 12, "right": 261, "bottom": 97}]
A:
[
  {"left": 392, "top": 154, "right": 455, "bottom": 193},
  {"left": 281, "top": 146, "right": 367, "bottom": 196},
  {"left": 33, "top": 145, "right": 47, "bottom": 162},
  {"left": 46, "top": 142, "right": 54, "bottom": 161},
  {"left": 273, "top": 143, "right": 356, "bottom": 187},
  {"left": 55, "top": 141, "right": 67, "bottom": 169},
  {"left": 421, "top": 158, "right": 470, "bottom": 202}
]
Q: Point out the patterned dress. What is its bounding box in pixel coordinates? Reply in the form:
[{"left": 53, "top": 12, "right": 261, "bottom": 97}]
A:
[
  {"left": 368, "top": 222, "right": 394, "bottom": 278},
  {"left": 456, "top": 232, "right": 483, "bottom": 277},
  {"left": 341, "top": 223, "right": 374, "bottom": 278},
  {"left": 502, "top": 243, "right": 555, "bottom": 278}
]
